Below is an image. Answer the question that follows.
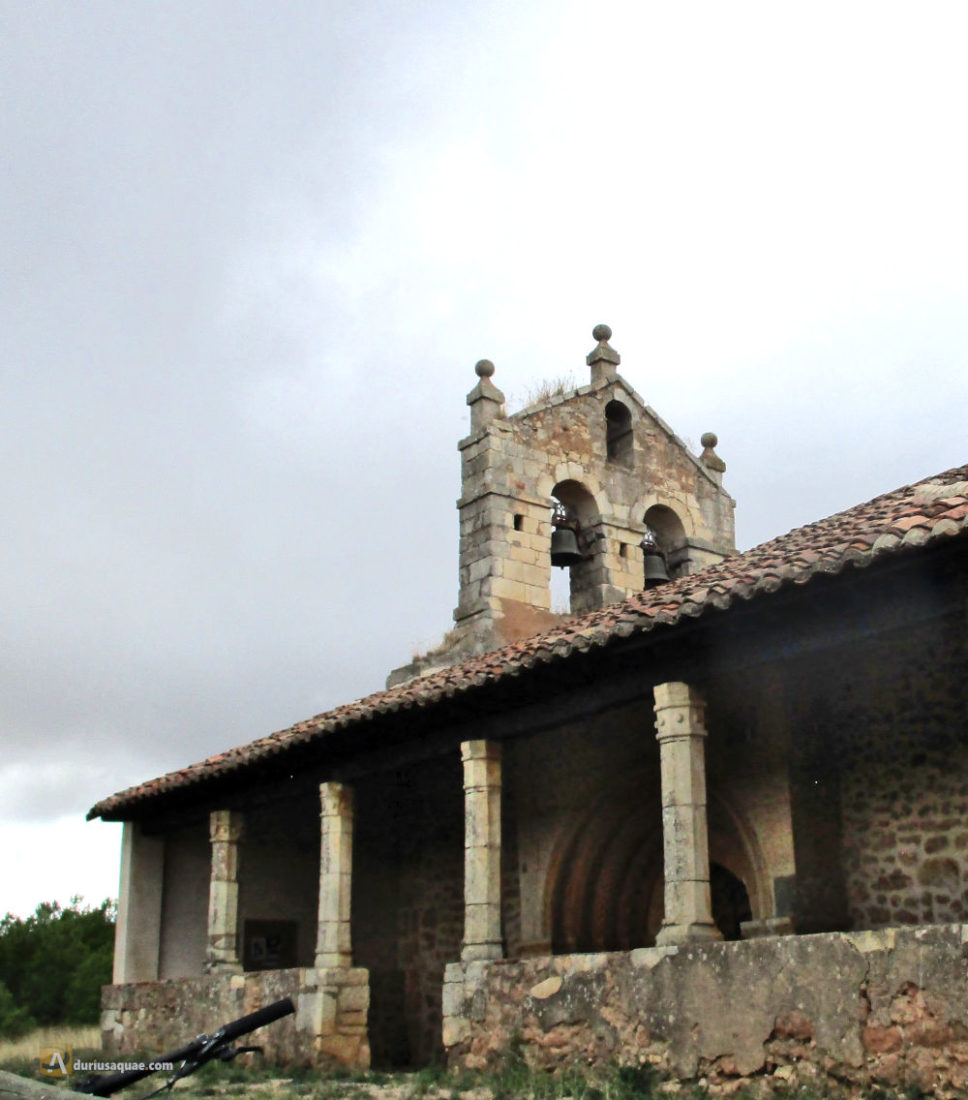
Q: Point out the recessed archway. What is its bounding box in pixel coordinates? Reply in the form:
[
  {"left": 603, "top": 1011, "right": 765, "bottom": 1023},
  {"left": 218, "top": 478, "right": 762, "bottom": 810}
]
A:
[{"left": 545, "top": 785, "right": 770, "bottom": 952}]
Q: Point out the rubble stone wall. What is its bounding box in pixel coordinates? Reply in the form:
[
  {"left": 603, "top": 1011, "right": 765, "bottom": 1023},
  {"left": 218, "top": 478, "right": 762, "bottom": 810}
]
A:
[
  {"left": 442, "top": 925, "right": 968, "bottom": 1094},
  {"left": 780, "top": 614, "right": 968, "bottom": 932},
  {"left": 102, "top": 966, "right": 370, "bottom": 1069}
]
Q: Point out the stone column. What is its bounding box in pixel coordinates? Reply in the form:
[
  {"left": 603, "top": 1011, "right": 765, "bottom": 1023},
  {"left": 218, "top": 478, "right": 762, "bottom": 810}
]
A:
[
  {"left": 315, "top": 781, "right": 354, "bottom": 969},
  {"left": 461, "top": 740, "right": 503, "bottom": 961},
  {"left": 654, "top": 682, "right": 722, "bottom": 945},
  {"left": 206, "top": 809, "right": 244, "bottom": 972},
  {"left": 113, "top": 821, "right": 164, "bottom": 983}
]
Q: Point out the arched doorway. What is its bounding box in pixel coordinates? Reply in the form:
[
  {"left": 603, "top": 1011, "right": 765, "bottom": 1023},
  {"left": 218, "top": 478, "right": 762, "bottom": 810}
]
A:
[
  {"left": 546, "top": 788, "right": 767, "bottom": 951},
  {"left": 710, "top": 862, "right": 753, "bottom": 940}
]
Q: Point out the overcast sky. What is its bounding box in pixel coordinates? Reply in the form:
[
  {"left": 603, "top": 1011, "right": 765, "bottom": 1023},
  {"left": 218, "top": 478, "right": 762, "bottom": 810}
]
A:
[{"left": 2, "top": 1, "right": 968, "bottom": 918}]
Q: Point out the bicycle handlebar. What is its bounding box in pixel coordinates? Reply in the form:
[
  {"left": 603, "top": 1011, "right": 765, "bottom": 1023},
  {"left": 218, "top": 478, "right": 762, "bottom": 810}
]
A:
[{"left": 75, "top": 996, "right": 296, "bottom": 1097}]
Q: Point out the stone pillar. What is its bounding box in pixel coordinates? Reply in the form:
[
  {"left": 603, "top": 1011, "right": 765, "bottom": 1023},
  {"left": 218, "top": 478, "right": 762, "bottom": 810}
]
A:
[
  {"left": 654, "top": 682, "right": 722, "bottom": 945},
  {"left": 461, "top": 740, "right": 503, "bottom": 961},
  {"left": 206, "top": 809, "right": 244, "bottom": 972},
  {"left": 113, "top": 821, "right": 164, "bottom": 983},
  {"left": 586, "top": 322, "right": 620, "bottom": 385},
  {"left": 315, "top": 781, "right": 354, "bottom": 969},
  {"left": 466, "top": 358, "right": 505, "bottom": 432}
]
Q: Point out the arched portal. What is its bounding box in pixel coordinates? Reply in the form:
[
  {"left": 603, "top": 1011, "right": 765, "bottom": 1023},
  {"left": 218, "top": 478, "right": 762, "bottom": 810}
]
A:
[
  {"left": 547, "top": 782, "right": 664, "bottom": 953},
  {"left": 546, "top": 785, "right": 769, "bottom": 951},
  {"left": 710, "top": 863, "right": 753, "bottom": 940}
]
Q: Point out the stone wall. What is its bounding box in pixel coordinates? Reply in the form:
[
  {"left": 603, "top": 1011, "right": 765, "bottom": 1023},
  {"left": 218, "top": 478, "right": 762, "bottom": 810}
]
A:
[
  {"left": 783, "top": 613, "right": 968, "bottom": 932},
  {"left": 102, "top": 966, "right": 369, "bottom": 1069},
  {"left": 442, "top": 925, "right": 968, "bottom": 1094}
]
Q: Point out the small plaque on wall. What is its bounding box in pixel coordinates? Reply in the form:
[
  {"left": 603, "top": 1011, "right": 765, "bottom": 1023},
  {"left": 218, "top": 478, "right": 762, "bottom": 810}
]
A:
[{"left": 243, "top": 919, "right": 298, "bottom": 971}]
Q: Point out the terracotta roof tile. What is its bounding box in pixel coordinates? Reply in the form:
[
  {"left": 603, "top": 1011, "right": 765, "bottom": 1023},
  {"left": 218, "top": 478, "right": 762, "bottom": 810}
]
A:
[{"left": 88, "top": 462, "right": 968, "bottom": 821}]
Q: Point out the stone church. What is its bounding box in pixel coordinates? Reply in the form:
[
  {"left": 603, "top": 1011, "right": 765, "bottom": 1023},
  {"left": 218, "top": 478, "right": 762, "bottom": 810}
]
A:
[{"left": 90, "top": 327, "right": 968, "bottom": 1092}]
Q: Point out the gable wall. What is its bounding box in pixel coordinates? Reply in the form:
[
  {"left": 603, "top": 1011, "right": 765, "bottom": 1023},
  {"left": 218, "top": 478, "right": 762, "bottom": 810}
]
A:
[{"left": 384, "top": 377, "right": 736, "bottom": 684}]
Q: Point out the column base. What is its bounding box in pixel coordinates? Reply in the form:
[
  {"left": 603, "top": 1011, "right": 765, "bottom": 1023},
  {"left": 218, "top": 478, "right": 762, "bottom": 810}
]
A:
[
  {"left": 461, "top": 942, "right": 503, "bottom": 962},
  {"left": 315, "top": 952, "right": 353, "bottom": 969},
  {"left": 655, "top": 921, "right": 723, "bottom": 946}
]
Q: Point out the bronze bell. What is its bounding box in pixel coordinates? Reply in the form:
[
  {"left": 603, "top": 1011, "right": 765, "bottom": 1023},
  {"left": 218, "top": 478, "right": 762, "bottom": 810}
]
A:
[
  {"left": 550, "top": 526, "right": 582, "bottom": 568},
  {"left": 643, "top": 550, "right": 670, "bottom": 588},
  {"left": 641, "top": 526, "right": 670, "bottom": 588}
]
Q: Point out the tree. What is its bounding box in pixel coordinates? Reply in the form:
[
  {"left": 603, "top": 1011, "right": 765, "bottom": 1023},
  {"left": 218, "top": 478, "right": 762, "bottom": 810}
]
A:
[
  {"left": 0, "top": 979, "right": 35, "bottom": 1039},
  {"left": 0, "top": 898, "right": 115, "bottom": 1035}
]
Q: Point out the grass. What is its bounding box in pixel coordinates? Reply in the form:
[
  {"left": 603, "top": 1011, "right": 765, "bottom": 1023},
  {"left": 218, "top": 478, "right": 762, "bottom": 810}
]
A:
[
  {"left": 522, "top": 376, "right": 577, "bottom": 409},
  {"left": 0, "top": 1024, "right": 101, "bottom": 1063},
  {"left": 0, "top": 1023, "right": 101, "bottom": 1083}
]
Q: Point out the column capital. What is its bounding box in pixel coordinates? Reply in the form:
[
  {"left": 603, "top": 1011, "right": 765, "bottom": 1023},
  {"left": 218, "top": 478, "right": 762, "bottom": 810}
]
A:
[
  {"left": 460, "top": 739, "right": 502, "bottom": 763},
  {"left": 209, "top": 807, "right": 244, "bottom": 844},
  {"left": 320, "top": 780, "right": 354, "bottom": 819},
  {"left": 654, "top": 681, "right": 708, "bottom": 742}
]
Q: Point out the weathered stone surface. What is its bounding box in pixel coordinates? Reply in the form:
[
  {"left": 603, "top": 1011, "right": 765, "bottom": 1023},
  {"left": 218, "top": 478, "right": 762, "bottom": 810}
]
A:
[
  {"left": 461, "top": 741, "right": 502, "bottom": 962},
  {"left": 442, "top": 927, "right": 968, "bottom": 1093},
  {"left": 391, "top": 343, "right": 735, "bottom": 685},
  {"left": 0, "top": 1070, "right": 92, "bottom": 1100},
  {"left": 206, "top": 809, "right": 244, "bottom": 973},
  {"left": 101, "top": 967, "right": 370, "bottom": 1070},
  {"left": 315, "top": 782, "right": 354, "bottom": 969}
]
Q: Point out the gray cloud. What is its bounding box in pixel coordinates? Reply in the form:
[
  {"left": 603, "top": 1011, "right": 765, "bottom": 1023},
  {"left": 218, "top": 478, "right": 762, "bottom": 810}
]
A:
[{"left": 2, "top": 2, "right": 968, "bottom": 888}]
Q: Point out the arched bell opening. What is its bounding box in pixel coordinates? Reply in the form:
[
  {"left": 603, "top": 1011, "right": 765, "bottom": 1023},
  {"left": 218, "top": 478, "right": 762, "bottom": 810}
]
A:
[
  {"left": 642, "top": 504, "right": 690, "bottom": 579},
  {"left": 550, "top": 480, "right": 605, "bottom": 616},
  {"left": 605, "top": 400, "right": 633, "bottom": 467}
]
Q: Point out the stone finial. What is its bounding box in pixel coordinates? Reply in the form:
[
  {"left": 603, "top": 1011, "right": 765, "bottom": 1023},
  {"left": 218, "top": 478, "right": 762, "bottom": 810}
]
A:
[
  {"left": 586, "top": 323, "right": 620, "bottom": 385},
  {"left": 700, "top": 432, "right": 726, "bottom": 482},
  {"left": 467, "top": 359, "right": 506, "bottom": 432}
]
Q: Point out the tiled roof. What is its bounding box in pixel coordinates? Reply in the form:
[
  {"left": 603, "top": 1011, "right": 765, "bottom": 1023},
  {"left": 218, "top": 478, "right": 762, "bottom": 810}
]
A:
[{"left": 88, "top": 464, "right": 968, "bottom": 821}]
